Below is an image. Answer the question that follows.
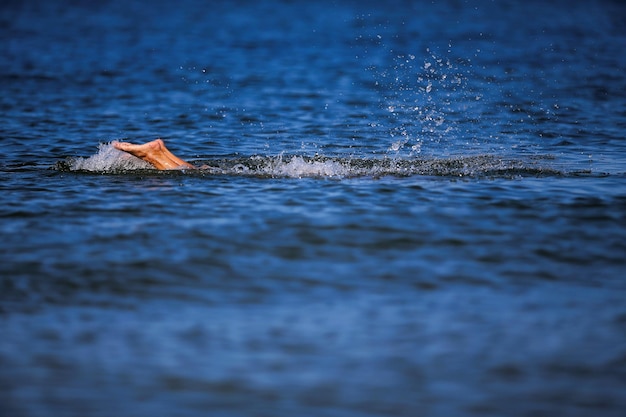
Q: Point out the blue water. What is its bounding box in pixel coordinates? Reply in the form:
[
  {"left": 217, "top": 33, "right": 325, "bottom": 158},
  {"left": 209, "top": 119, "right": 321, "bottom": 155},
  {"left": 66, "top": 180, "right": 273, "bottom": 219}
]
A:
[{"left": 2, "top": 0, "right": 626, "bottom": 416}]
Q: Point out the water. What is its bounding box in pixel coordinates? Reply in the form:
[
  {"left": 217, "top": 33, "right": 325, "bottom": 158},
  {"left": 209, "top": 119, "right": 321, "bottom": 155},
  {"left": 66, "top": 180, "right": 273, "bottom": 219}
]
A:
[{"left": 2, "top": 0, "right": 626, "bottom": 416}]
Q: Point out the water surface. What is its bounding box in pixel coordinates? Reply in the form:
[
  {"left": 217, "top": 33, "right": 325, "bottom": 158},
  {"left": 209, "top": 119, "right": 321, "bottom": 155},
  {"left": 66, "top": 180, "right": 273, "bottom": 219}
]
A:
[{"left": 1, "top": 1, "right": 626, "bottom": 416}]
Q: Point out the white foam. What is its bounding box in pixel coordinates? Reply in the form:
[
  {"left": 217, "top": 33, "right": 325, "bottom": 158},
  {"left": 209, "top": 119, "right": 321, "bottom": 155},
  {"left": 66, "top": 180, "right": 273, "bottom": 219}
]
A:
[
  {"left": 70, "top": 142, "right": 153, "bottom": 171},
  {"left": 260, "top": 155, "right": 350, "bottom": 178}
]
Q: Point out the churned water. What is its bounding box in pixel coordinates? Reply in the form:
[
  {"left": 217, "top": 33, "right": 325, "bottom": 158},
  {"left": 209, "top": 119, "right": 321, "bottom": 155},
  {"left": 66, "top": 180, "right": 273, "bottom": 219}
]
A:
[{"left": 1, "top": 0, "right": 626, "bottom": 416}]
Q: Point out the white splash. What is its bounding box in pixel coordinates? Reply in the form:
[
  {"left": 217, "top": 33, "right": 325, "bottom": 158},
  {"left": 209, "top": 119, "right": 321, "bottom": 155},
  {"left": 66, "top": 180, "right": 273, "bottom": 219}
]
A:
[
  {"left": 260, "top": 155, "right": 349, "bottom": 178},
  {"left": 70, "top": 142, "right": 153, "bottom": 171},
  {"left": 59, "top": 143, "right": 555, "bottom": 179}
]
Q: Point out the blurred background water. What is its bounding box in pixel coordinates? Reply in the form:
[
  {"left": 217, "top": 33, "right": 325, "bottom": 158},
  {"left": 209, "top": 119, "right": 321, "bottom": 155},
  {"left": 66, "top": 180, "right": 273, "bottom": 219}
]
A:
[{"left": 1, "top": 0, "right": 626, "bottom": 416}]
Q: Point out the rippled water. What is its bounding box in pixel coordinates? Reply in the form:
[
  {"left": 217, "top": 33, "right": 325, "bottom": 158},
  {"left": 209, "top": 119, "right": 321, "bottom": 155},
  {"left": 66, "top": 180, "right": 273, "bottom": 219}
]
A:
[{"left": 2, "top": 0, "right": 626, "bottom": 416}]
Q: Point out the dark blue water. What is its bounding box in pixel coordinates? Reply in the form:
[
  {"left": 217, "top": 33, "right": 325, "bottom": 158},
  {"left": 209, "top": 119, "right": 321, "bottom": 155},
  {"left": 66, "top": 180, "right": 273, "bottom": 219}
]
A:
[{"left": 2, "top": 1, "right": 626, "bottom": 416}]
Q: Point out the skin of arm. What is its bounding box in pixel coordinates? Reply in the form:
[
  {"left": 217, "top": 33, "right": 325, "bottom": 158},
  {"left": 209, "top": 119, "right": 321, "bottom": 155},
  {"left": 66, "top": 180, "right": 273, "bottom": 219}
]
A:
[{"left": 112, "top": 139, "right": 195, "bottom": 170}]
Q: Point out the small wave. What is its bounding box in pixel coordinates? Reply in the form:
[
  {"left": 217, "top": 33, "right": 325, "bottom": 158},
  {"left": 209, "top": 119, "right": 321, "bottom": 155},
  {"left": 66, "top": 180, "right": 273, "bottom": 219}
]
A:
[{"left": 55, "top": 143, "right": 560, "bottom": 178}]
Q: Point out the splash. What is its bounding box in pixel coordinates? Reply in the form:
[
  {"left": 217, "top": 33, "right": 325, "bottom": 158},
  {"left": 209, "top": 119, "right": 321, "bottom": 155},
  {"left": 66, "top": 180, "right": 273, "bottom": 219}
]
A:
[
  {"left": 191, "top": 154, "right": 558, "bottom": 179},
  {"left": 61, "top": 142, "right": 153, "bottom": 172},
  {"left": 256, "top": 154, "right": 350, "bottom": 178},
  {"left": 378, "top": 49, "right": 470, "bottom": 155},
  {"left": 55, "top": 142, "right": 559, "bottom": 178}
]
